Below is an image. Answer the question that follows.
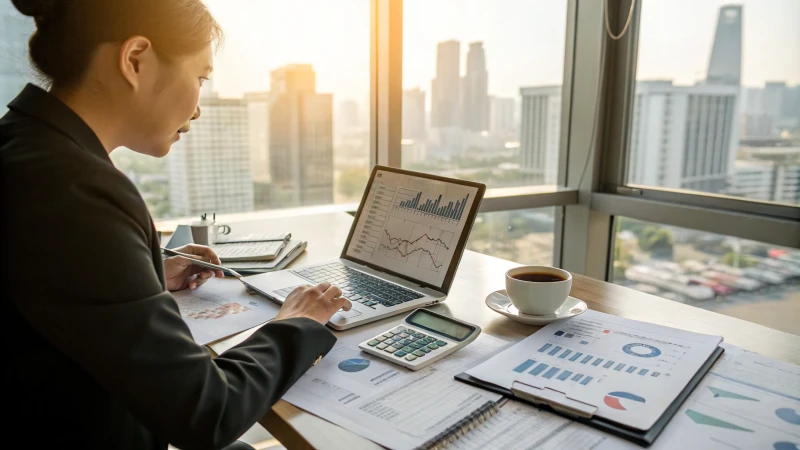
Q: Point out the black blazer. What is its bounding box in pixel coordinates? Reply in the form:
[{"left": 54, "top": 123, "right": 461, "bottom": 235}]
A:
[{"left": 0, "top": 84, "right": 336, "bottom": 450}]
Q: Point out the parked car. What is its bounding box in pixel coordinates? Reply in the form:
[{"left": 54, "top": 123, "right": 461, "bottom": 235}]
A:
[
  {"left": 701, "top": 270, "right": 763, "bottom": 291},
  {"left": 686, "top": 275, "right": 735, "bottom": 296}
]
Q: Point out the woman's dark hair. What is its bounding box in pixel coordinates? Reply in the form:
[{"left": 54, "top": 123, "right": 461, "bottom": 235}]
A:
[{"left": 11, "top": 0, "right": 223, "bottom": 87}]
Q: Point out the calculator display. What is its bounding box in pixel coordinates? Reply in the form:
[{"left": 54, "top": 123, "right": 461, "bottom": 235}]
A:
[{"left": 406, "top": 310, "right": 475, "bottom": 341}]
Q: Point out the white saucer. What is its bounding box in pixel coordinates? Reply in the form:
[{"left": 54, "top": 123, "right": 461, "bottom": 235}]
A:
[{"left": 485, "top": 290, "right": 587, "bottom": 325}]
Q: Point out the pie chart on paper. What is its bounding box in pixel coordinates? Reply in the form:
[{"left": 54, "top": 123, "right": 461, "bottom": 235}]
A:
[
  {"left": 776, "top": 408, "right": 800, "bottom": 425},
  {"left": 604, "top": 391, "right": 646, "bottom": 411},
  {"left": 338, "top": 358, "right": 371, "bottom": 373},
  {"left": 773, "top": 442, "right": 800, "bottom": 450}
]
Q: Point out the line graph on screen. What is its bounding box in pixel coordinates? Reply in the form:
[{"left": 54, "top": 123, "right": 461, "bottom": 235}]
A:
[{"left": 377, "top": 216, "right": 454, "bottom": 273}]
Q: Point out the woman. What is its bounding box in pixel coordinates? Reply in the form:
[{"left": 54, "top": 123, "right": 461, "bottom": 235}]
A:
[{"left": 0, "top": 1, "right": 351, "bottom": 449}]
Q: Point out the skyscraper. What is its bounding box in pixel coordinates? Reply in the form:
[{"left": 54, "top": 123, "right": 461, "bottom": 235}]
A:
[
  {"left": 0, "top": 4, "right": 34, "bottom": 113},
  {"left": 168, "top": 85, "right": 254, "bottom": 216},
  {"left": 338, "top": 99, "right": 360, "bottom": 132},
  {"left": 402, "top": 87, "right": 427, "bottom": 140},
  {"left": 519, "top": 86, "right": 561, "bottom": 185},
  {"left": 705, "top": 5, "right": 742, "bottom": 86},
  {"left": 462, "top": 42, "right": 489, "bottom": 132},
  {"left": 245, "top": 92, "right": 270, "bottom": 183},
  {"left": 430, "top": 40, "right": 461, "bottom": 129},
  {"left": 628, "top": 81, "right": 738, "bottom": 193},
  {"left": 490, "top": 96, "right": 516, "bottom": 136},
  {"left": 268, "top": 64, "right": 334, "bottom": 207}
]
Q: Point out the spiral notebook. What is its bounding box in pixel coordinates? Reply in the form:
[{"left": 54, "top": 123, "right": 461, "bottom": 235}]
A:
[{"left": 419, "top": 399, "right": 504, "bottom": 450}]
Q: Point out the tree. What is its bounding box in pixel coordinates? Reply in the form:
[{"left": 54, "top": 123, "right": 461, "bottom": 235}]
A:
[
  {"left": 638, "top": 226, "right": 674, "bottom": 258},
  {"left": 721, "top": 252, "right": 759, "bottom": 268},
  {"left": 337, "top": 168, "right": 369, "bottom": 199},
  {"left": 618, "top": 217, "right": 647, "bottom": 236}
]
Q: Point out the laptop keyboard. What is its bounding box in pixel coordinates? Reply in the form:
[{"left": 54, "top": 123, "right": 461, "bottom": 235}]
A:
[{"left": 290, "top": 262, "right": 425, "bottom": 309}]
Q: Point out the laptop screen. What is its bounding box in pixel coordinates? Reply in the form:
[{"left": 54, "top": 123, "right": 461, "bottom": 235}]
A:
[{"left": 343, "top": 167, "right": 483, "bottom": 291}]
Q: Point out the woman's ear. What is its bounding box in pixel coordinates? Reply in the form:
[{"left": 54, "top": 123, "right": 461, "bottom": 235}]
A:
[{"left": 119, "top": 36, "right": 154, "bottom": 91}]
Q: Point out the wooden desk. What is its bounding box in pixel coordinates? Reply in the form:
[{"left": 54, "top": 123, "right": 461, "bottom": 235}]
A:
[{"left": 210, "top": 212, "right": 800, "bottom": 450}]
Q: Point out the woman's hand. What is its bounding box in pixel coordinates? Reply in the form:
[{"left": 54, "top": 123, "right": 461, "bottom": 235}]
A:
[
  {"left": 274, "top": 282, "right": 353, "bottom": 325},
  {"left": 164, "top": 244, "right": 225, "bottom": 292}
]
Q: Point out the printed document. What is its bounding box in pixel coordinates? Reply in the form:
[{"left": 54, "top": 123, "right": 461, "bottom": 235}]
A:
[
  {"left": 172, "top": 278, "right": 280, "bottom": 345},
  {"left": 282, "top": 319, "right": 508, "bottom": 450},
  {"left": 466, "top": 309, "right": 722, "bottom": 430},
  {"left": 454, "top": 342, "right": 800, "bottom": 450}
]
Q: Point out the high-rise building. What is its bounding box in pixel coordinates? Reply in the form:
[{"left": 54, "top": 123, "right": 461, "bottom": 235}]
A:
[
  {"left": 519, "top": 86, "right": 561, "bottom": 185},
  {"left": 705, "top": 5, "right": 742, "bottom": 86},
  {"left": 462, "top": 42, "right": 489, "bottom": 132},
  {"left": 0, "top": 5, "right": 34, "bottom": 113},
  {"left": 490, "top": 96, "right": 516, "bottom": 136},
  {"left": 430, "top": 40, "right": 461, "bottom": 129},
  {"left": 244, "top": 92, "right": 270, "bottom": 183},
  {"left": 628, "top": 81, "right": 739, "bottom": 193},
  {"left": 168, "top": 87, "right": 254, "bottom": 216},
  {"left": 338, "top": 99, "right": 360, "bottom": 132},
  {"left": 402, "top": 87, "right": 427, "bottom": 140},
  {"left": 268, "top": 64, "right": 334, "bottom": 207}
]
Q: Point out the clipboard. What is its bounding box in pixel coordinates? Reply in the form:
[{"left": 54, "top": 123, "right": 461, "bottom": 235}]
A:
[{"left": 455, "top": 345, "right": 724, "bottom": 447}]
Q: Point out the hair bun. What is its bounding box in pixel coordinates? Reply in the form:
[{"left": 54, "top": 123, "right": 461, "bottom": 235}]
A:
[{"left": 11, "top": 0, "right": 59, "bottom": 20}]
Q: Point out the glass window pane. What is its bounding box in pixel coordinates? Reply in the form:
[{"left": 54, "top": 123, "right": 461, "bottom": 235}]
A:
[
  {"left": 467, "top": 207, "right": 556, "bottom": 266},
  {"left": 629, "top": 1, "right": 800, "bottom": 206},
  {"left": 401, "top": 1, "right": 568, "bottom": 189},
  {"left": 611, "top": 216, "right": 800, "bottom": 336},
  {"left": 1, "top": 2, "right": 371, "bottom": 220}
]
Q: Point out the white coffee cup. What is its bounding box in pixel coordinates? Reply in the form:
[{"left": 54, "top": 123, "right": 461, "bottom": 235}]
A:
[
  {"left": 190, "top": 220, "right": 231, "bottom": 245},
  {"left": 505, "top": 265, "right": 573, "bottom": 316}
]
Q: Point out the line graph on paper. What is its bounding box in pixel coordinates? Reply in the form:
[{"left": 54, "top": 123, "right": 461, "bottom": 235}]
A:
[
  {"left": 174, "top": 292, "right": 251, "bottom": 321},
  {"left": 377, "top": 216, "right": 454, "bottom": 273}
]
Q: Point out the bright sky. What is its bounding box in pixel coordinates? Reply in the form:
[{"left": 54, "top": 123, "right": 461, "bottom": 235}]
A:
[{"left": 207, "top": 0, "right": 799, "bottom": 105}]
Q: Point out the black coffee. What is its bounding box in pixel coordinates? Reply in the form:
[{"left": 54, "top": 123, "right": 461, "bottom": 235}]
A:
[{"left": 512, "top": 272, "right": 566, "bottom": 283}]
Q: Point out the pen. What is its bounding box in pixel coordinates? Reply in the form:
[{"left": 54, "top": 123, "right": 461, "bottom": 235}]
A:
[{"left": 161, "top": 247, "right": 244, "bottom": 279}]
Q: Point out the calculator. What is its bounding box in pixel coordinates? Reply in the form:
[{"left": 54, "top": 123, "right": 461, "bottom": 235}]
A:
[{"left": 358, "top": 309, "right": 481, "bottom": 371}]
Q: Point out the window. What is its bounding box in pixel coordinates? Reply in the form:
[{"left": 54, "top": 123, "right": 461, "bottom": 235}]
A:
[
  {"left": 611, "top": 216, "right": 800, "bottom": 335},
  {"left": 401, "top": 0, "right": 568, "bottom": 190},
  {"left": 467, "top": 208, "right": 556, "bottom": 266},
  {"left": 0, "top": 1, "right": 371, "bottom": 220},
  {"left": 628, "top": 0, "right": 800, "bottom": 206}
]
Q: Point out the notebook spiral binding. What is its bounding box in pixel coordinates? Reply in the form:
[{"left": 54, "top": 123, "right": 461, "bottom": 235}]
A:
[{"left": 419, "top": 400, "right": 501, "bottom": 450}]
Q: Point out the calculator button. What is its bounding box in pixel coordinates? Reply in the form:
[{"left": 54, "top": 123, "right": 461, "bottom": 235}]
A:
[
  {"left": 385, "top": 346, "right": 398, "bottom": 353},
  {"left": 410, "top": 342, "right": 424, "bottom": 349},
  {"left": 420, "top": 347, "right": 431, "bottom": 353},
  {"left": 425, "top": 337, "right": 436, "bottom": 343},
  {"left": 400, "top": 339, "right": 413, "bottom": 346},
  {"left": 405, "top": 354, "right": 417, "bottom": 361},
  {"left": 382, "top": 332, "right": 395, "bottom": 338},
  {"left": 414, "top": 333, "right": 426, "bottom": 339},
  {"left": 397, "top": 326, "right": 407, "bottom": 332},
  {"left": 385, "top": 338, "right": 396, "bottom": 345},
  {"left": 402, "top": 346, "right": 414, "bottom": 353},
  {"left": 375, "top": 336, "right": 387, "bottom": 342},
  {"left": 400, "top": 333, "right": 409, "bottom": 338},
  {"left": 413, "top": 350, "right": 425, "bottom": 357},
  {"left": 377, "top": 343, "right": 388, "bottom": 350},
  {"left": 436, "top": 340, "right": 448, "bottom": 346},
  {"left": 395, "top": 350, "right": 407, "bottom": 357},
  {"left": 427, "top": 343, "right": 439, "bottom": 350},
  {"left": 367, "top": 340, "right": 380, "bottom": 346}
]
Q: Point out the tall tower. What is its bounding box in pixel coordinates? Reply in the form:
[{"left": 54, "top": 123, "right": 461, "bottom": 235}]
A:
[
  {"left": 706, "top": 5, "right": 742, "bottom": 86},
  {"left": 0, "top": 4, "right": 34, "bottom": 113},
  {"left": 268, "top": 64, "right": 334, "bottom": 207},
  {"left": 462, "top": 42, "right": 489, "bottom": 132},
  {"left": 519, "top": 86, "right": 561, "bottom": 185},
  {"left": 402, "top": 87, "right": 427, "bottom": 140},
  {"left": 430, "top": 40, "right": 461, "bottom": 129}
]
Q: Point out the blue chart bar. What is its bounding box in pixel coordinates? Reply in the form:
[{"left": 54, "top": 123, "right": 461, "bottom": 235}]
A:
[
  {"left": 639, "top": 369, "right": 649, "bottom": 376},
  {"left": 530, "top": 363, "right": 549, "bottom": 376},
  {"left": 614, "top": 363, "right": 625, "bottom": 371},
  {"left": 548, "top": 346, "right": 563, "bottom": 356},
  {"left": 513, "top": 359, "right": 537, "bottom": 373},
  {"left": 538, "top": 343, "right": 552, "bottom": 353},
  {"left": 400, "top": 192, "right": 471, "bottom": 221},
  {"left": 557, "top": 370, "right": 573, "bottom": 381},
  {"left": 603, "top": 360, "right": 615, "bottom": 369},
  {"left": 543, "top": 367, "right": 560, "bottom": 379},
  {"left": 558, "top": 350, "right": 573, "bottom": 359},
  {"left": 572, "top": 374, "right": 583, "bottom": 382},
  {"left": 554, "top": 331, "right": 564, "bottom": 336},
  {"left": 580, "top": 376, "right": 593, "bottom": 386},
  {"left": 651, "top": 372, "right": 660, "bottom": 377},
  {"left": 569, "top": 352, "right": 583, "bottom": 362},
  {"left": 591, "top": 358, "right": 604, "bottom": 367},
  {"left": 581, "top": 355, "right": 593, "bottom": 364},
  {"left": 626, "top": 366, "right": 637, "bottom": 373}
]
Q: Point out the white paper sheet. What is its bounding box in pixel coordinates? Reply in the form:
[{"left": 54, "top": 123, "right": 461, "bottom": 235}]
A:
[
  {"left": 171, "top": 278, "right": 280, "bottom": 345},
  {"left": 465, "top": 309, "right": 723, "bottom": 430},
  {"left": 455, "top": 342, "right": 800, "bottom": 450},
  {"left": 282, "top": 319, "right": 508, "bottom": 450}
]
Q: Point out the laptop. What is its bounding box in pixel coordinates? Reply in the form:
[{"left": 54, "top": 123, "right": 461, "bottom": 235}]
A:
[{"left": 242, "top": 165, "right": 486, "bottom": 330}]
